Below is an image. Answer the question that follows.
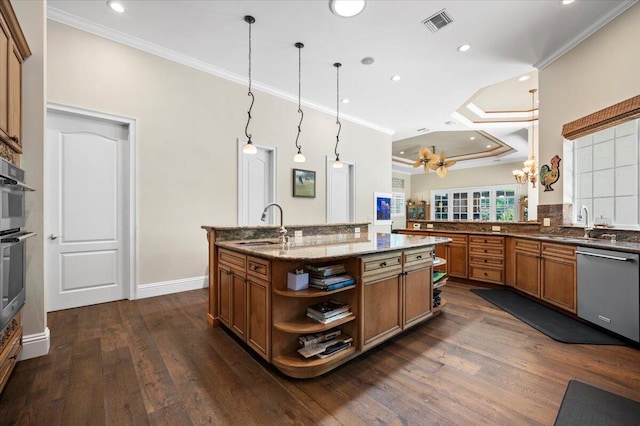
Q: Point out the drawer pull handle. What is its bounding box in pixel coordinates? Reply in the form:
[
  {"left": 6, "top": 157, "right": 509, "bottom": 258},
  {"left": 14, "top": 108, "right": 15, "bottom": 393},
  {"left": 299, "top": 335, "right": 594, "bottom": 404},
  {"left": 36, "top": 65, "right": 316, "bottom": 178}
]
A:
[
  {"left": 484, "top": 272, "right": 488, "bottom": 276},
  {"left": 380, "top": 261, "right": 387, "bottom": 267},
  {"left": 484, "top": 259, "right": 487, "bottom": 263},
  {"left": 484, "top": 249, "right": 487, "bottom": 253},
  {"left": 416, "top": 255, "right": 422, "bottom": 259},
  {"left": 252, "top": 265, "right": 260, "bottom": 271}
]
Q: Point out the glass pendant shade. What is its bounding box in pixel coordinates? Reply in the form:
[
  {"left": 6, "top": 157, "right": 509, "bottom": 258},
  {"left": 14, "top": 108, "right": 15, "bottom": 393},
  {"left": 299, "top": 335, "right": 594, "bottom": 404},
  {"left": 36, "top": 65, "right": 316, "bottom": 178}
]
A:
[
  {"left": 243, "top": 141, "right": 257, "bottom": 154},
  {"left": 293, "top": 151, "right": 306, "bottom": 163},
  {"left": 332, "top": 158, "right": 343, "bottom": 168}
]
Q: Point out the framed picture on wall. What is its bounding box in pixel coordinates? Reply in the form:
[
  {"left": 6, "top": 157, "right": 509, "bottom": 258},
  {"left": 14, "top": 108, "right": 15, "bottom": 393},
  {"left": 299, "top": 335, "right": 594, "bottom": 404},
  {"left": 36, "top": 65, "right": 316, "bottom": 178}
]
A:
[
  {"left": 293, "top": 169, "right": 316, "bottom": 198},
  {"left": 373, "top": 192, "right": 392, "bottom": 225}
]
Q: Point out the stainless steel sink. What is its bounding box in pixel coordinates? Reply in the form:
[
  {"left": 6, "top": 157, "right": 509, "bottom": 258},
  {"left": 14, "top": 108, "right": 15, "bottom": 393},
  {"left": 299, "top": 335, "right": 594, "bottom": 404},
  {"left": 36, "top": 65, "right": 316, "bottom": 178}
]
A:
[
  {"left": 545, "top": 236, "right": 598, "bottom": 242},
  {"left": 236, "top": 240, "right": 280, "bottom": 246}
]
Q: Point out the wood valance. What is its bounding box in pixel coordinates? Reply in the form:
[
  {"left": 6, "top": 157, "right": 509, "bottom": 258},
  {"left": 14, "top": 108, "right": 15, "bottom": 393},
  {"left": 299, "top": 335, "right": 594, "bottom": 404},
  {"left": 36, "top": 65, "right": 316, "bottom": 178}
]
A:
[{"left": 561, "top": 95, "right": 640, "bottom": 140}]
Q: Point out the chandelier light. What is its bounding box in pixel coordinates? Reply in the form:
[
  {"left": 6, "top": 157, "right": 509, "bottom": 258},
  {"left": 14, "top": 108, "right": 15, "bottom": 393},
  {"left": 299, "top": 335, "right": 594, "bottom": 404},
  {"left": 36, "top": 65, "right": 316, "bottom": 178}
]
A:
[
  {"left": 513, "top": 88, "right": 538, "bottom": 187},
  {"left": 332, "top": 62, "right": 343, "bottom": 169},
  {"left": 293, "top": 42, "right": 306, "bottom": 163},
  {"left": 242, "top": 15, "right": 257, "bottom": 155}
]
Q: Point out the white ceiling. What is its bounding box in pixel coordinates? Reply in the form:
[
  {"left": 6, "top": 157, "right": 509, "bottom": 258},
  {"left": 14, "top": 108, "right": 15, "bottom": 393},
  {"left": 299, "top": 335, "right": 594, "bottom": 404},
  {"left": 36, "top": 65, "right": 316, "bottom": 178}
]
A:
[{"left": 47, "top": 0, "right": 635, "bottom": 173}]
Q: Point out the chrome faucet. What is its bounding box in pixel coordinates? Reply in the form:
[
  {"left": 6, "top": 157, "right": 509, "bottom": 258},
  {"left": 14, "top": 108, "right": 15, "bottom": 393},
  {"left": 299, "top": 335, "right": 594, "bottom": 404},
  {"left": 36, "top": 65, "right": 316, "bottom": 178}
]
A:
[
  {"left": 579, "top": 205, "right": 592, "bottom": 238},
  {"left": 261, "top": 202, "right": 288, "bottom": 243},
  {"left": 600, "top": 233, "right": 617, "bottom": 243}
]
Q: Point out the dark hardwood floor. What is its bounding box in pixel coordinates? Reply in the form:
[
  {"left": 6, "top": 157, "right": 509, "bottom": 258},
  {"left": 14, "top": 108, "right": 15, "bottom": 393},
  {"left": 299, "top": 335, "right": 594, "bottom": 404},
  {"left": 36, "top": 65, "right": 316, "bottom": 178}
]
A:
[{"left": 1, "top": 282, "right": 639, "bottom": 425}]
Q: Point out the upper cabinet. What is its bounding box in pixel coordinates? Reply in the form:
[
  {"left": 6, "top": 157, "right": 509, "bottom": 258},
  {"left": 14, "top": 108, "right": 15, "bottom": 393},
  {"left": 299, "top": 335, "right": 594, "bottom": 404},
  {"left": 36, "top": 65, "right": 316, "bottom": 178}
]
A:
[{"left": 0, "top": 0, "right": 31, "bottom": 164}]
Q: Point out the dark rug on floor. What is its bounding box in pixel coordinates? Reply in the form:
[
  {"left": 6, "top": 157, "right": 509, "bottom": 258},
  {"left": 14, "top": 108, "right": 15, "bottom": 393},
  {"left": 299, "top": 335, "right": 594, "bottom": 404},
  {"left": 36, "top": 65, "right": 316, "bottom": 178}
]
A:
[
  {"left": 555, "top": 380, "right": 640, "bottom": 426},
  {"left": 470, "top": 288, "right": 625, "bottom": 345}
]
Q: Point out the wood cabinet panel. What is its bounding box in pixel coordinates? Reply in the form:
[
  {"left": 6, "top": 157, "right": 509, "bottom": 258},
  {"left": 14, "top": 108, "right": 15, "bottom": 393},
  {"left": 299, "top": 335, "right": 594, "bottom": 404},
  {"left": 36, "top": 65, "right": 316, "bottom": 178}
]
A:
[
  {"left": 514, "top": 250, "right": 540, "bottom": 297},
  {"left": 218, "top": 264, "right": 232, "bottom": 327},
  {"left": 541, "top": 244, "right": 576, "bottom": 313},
  {"left": 247, "top": 277, "right": 270, "bottom": 360},
  {"left": 6, "top": 41, "right": 20, "bottom": 150},
  {"left": 469, "top": 265, "right": 503, "bottom": 284},
  {"left": 0, "top": 15, "right": 8, "bottom": 137},
  {"left": 448, "top": 241, "right": 468, "bottom": 279},
  {"left": 362, "top": 274, "right": 402, "bottom": 349},
  {"left": 247, "top": 256, "right": 271, "bottom": 281},
  {"left": 403, "top": 266, "right": 432, "bottom": 327},
  {"left": 231, "top": 272, "right": 246, "bottom": 339}
]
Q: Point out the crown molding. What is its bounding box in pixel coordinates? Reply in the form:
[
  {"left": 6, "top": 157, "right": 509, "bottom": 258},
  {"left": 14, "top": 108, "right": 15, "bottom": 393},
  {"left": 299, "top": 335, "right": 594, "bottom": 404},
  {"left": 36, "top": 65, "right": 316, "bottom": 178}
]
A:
[
  {"left": 535, "top": 0, "right": 638, "bottom": 69},
  {"left": 46, "top": 6, "right": 396, "bottom": 136}
]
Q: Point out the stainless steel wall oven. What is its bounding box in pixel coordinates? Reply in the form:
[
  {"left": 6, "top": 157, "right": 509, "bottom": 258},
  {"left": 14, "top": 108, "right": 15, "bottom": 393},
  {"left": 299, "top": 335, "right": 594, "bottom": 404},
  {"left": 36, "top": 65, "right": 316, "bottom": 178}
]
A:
[{"left": 0, "top": 158, "right": 34, "bottom": 333}]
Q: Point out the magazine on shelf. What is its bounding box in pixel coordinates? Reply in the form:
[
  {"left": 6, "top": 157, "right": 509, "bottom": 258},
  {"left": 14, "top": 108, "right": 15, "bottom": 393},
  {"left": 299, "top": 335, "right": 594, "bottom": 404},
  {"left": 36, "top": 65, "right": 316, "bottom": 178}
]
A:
[
  {"left": 316, "top": 338, "right": 353, "bottom": 359},
  {"left": 298, "top": 329, "right": 342, "bottom": 348},
  {"left": 309, "top": 274, "right": 354, "bottom": 286},
  {"left": 307, "top": 299, "right": 349, "bottom": 316},
  {"left": 297, "top": 335, "right": 353, "bottom": 358},
  {"left": 433, "top": 271, "right": 447, "bottom": 283},
  {"left": 306, "top": 264, "right": 346, "bottom": 277},
  {"left": 306, "top": 310, "right": 352, "bottom": 324},
  {"left": 309, "top": 280, "right": 356, "bottom": 292}
]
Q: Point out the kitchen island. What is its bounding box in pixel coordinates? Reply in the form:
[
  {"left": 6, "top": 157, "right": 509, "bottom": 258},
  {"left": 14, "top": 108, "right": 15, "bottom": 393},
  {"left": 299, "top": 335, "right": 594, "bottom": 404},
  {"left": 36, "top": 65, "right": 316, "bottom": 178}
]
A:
[{"left": 203, "top": 224, "right": 450, "bottom": 378}]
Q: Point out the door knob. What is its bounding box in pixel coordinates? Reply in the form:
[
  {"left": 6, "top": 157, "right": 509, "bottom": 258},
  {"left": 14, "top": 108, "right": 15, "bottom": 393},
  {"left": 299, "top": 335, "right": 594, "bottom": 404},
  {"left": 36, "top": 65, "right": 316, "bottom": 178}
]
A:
[{"left": 49, "top": 234, "right": 58, "bottom": 240}]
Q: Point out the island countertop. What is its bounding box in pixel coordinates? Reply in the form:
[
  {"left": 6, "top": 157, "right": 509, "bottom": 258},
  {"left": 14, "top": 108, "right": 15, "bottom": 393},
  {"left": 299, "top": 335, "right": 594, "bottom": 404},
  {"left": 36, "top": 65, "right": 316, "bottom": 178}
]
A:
[{"left": 215, "top": 232, "right": 451, "bottom": 261}]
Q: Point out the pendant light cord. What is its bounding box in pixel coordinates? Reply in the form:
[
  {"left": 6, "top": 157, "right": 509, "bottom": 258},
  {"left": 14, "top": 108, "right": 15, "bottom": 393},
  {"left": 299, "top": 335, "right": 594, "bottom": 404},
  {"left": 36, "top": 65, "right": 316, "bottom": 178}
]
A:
[
  {"left": 244, "top": 16, "right": 255, "bottom": 143},
  {"left": 334, "top": 63, "right": 342, "bottom": 159},
  {"left": 295, "top": 43, "right": 304, "bottom": 153}
]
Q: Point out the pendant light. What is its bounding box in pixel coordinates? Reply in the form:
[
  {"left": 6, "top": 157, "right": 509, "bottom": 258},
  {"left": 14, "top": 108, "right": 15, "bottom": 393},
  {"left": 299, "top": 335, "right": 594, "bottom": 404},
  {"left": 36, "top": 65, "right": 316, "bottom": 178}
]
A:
[
  {"left": 242, "top": 15, "right": 257, "bottom": 155},
  {"left": 293, "top": 42, "right": 306, "bottom": 163},
  {"left": 332, "top": 62, "right": 343, "bottom": 169},
  {"left": 512, "top": 88, "right": 538, "bottom": 187}
]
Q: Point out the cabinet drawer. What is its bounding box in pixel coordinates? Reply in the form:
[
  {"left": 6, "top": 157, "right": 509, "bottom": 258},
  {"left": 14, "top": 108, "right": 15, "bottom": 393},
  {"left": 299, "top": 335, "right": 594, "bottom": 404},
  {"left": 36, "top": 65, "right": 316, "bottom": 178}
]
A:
[
  {"left": 361, "top": 252, "right": 402, "bottom": 278},
  {"left": 0, "top": 325, "right": 22, "bottom": 393},
  {"left": 247, "top": 256, "right": 271, "bottom": 281},
  {"left": 469, "top": 265, "right": 504, "bottom": 284},
  {"left": 469, "top": 236, "right": 505, "bottom": 246},
  {"left": 541, "top": 243, "right": 576, "bottom": 261},
  {"left": 431, "top": 233, "right": 467, "bottom": 245},
  {"left": 219, "top": 248, "right": 246, "bottom": 269},
  {"left": 514, "top": 239, "right": 540, "bottom": 254},
  {"left": 404, "top": 247, "right": 433, "bottom": 267},
  {"left": 469, "top": 255, "right": 504, "bottom": 267},
  {"left": 469, "top": 245, "right": 504, "bottom": 257}
]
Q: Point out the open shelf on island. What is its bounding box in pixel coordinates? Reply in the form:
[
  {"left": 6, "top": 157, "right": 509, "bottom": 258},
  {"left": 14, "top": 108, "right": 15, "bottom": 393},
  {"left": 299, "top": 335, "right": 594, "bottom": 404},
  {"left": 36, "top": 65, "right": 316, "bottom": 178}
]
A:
[
  {"left": 273, "top": 285, "right": 355, "bottom": 298},
  {"left": 272, "top": 346, "right": 357, "bottom": 379},
  {"left": 434, "top": 278, "right": 448, "bottom": 289},
  {"left": 433, "top": 257, "right": 446, "bottom": 267},
  {"left": 433, "top": 298, "right": 447, "bottom": 312},
  {"left": 273, "top": 313, "right": 356, "bottom": 334}
]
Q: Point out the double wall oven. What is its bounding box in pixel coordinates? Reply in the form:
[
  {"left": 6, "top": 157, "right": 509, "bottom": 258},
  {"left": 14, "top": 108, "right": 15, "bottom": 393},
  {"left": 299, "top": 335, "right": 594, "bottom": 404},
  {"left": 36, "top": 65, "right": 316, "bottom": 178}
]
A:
[{"left": 0, "top": 158, "right": 35, "bottom": 333}]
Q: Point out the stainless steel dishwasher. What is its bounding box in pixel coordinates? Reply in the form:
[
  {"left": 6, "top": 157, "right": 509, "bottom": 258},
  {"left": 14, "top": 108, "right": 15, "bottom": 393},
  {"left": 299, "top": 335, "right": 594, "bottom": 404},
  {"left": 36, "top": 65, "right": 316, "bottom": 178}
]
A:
[{"left": 577, "top": 246, "right": 639, "bottom": 342}]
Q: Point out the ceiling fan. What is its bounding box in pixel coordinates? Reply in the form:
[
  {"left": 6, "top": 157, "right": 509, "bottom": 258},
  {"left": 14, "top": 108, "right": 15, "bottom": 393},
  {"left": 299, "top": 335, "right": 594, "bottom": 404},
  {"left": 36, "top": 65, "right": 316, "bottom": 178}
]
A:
[{"left": 412, "top": 146, "right": 456, "bottom": 178}]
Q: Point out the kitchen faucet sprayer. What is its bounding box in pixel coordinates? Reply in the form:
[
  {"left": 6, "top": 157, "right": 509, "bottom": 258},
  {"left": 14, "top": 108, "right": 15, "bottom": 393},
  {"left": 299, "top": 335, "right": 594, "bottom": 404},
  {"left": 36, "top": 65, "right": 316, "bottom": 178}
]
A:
[{"left": 261, "top": 202, "right": 288, "bottom": 243}]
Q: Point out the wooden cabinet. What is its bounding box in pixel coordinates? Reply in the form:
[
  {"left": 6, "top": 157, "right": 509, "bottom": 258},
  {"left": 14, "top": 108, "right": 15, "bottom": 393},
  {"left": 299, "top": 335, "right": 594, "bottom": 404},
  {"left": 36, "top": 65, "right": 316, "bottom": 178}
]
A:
[
  {"left": 468, "top": 235, "right": 505, "bottom": 284},
  {"left": 513, "top": 238, "right": 541, "bottom": 297},
  {"left": 406, "top": 204, "right": 429, "bottom": 221},
  {"left": 541, "top": 243, "right": 576, "bottom": 313},
  {"left": 403, "top": 247, "right": 433, "bottom": 327},
  {"left": 509, "top": 238, "right": 577, "bottom": 313},
  {"left": 0, "top": 310, "right": 22, "bottom": 394},
  {"left": 435, "top": 233, "right": 468, "bottom": 279},
  {"left": 247, "top": 276, "right": 270, "bottom": 358},
  {"left": 218, "top": 249, "right": 247, "bottom": 339},
  {"left": 0, "top": 2, "right": 31, "bottom": 161}
]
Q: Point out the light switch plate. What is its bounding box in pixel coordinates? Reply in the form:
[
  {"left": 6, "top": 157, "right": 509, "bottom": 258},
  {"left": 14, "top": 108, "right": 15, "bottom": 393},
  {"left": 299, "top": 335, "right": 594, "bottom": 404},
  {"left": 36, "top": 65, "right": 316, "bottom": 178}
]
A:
[
  {"left": 426, "top": 224, "right": 434, "bottom": 229},
  {"left": 543, "top": 218, "right": 551, "bottom": 226},
  {"left": 491, "top": 226, "right": 501, "bottom": 232},
  {"left": 294, "top": 230, "right": 303, "bottom": 237}
]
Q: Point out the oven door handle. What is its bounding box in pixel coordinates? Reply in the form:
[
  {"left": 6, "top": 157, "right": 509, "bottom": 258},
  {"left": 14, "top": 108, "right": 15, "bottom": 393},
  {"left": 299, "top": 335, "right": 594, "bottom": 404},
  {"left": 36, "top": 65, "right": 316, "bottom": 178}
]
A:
[
  {"left": 1, "top": 232, "right": 37, "bottom": 243},
  {"left": 0, "top": 178, "right": 35, "bottom": 191}
]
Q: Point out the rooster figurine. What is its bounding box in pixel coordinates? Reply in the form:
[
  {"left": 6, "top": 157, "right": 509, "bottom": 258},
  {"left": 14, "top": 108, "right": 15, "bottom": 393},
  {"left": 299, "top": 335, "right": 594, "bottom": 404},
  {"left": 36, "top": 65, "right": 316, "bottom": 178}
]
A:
[{"left": 539, "top": 155, "right": 561, "bottom": 192}]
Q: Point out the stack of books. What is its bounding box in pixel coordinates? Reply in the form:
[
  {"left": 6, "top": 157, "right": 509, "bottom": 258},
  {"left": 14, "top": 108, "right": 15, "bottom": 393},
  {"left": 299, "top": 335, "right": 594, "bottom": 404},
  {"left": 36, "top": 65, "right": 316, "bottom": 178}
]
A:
[
  {"left": 433, "top": 271, "right": 448, "bottom": 287},
  {"left": 306, "top": 299, "right": 352, "bottom": 324},
  {"left": 297, "top": 328, "right": 353, "bottom": 359},
  {"left": 306, "top": 264, "right": 355, "bottom": 291}
]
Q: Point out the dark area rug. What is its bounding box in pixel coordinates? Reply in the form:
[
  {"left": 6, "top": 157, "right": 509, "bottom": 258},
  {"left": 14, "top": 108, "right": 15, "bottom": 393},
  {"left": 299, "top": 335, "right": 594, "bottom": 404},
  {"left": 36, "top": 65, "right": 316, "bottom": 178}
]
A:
[
  {"left": 470, "top": 288, "right": 625, "bottom": 345},
  {"left": 555, "top": 380, "right": 640, "bottom": 426}
]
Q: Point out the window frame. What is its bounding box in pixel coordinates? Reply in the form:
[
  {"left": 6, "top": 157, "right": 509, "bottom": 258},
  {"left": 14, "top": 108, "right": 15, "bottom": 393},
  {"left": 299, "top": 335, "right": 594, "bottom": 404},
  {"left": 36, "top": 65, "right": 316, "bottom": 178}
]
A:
[{"left": 431, "top": 184, "right": 519, "bottom": 222}]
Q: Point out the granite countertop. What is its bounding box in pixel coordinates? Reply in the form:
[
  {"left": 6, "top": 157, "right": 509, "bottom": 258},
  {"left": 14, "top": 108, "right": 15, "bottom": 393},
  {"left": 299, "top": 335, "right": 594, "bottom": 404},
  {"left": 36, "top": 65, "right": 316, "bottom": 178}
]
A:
[
  {"left": 216, "top": 232, "right": 451, "bottom": 261},
  {"left": 399, "top": 228, "right": 640, "bottom": 254}
]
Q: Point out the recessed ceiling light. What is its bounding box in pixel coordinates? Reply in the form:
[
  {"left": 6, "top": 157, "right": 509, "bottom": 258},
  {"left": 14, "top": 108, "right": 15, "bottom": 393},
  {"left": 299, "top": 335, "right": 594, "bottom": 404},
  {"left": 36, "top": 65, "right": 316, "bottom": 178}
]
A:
[
  {"left": 444, "top": 120, "right": 456, "bottom": 126},
  {"left": 518, "top": 75, "right": 530, "bottom": 82},
  {"left": 470, "top": 136, "right": 476, "bottom": 140},
  {"left": 457, "top": 44, "right": 471, "bottom": 52},
  {"left": 486, "top": 144, "right": 492, "bottom": 148},
  {"left": 330, "top": 0, "right": 366, "bottom": 17},
  {"left": 417, "top": 128, "right": 428, "bottom": 132},
  {"left": 361, "top": 57, "right": 374, "bottom": 65},
  {"left": 562, "top": 0, "right": 575, "bottom": 5},
  {"left": 341, "top": 98, "right": 350, "bottom": 104},
  {"left": 400, "top": 151, "right": 405, "bottom": 155},
  {"left": 391, "top": 75, "right": 401, "bottom": 82},
  {"left": 107, "top": 0, "right": 125, "bottom": 13}
]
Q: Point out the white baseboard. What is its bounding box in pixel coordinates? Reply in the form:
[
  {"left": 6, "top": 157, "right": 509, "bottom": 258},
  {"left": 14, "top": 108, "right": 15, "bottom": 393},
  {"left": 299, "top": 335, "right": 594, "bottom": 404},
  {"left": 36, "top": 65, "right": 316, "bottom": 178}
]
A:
[
  {"left": 20, "top": 327, "right": 51, "bottom": 360},
  {"left": 137, "top": 275, "right": 207, "bottom": 299}
]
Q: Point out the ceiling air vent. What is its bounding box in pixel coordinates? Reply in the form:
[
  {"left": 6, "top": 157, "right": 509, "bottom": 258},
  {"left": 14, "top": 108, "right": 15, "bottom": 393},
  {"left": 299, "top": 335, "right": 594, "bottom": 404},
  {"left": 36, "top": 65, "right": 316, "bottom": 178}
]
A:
[{"left": 422, "top": 9, "right": 454, "bottom": 33}]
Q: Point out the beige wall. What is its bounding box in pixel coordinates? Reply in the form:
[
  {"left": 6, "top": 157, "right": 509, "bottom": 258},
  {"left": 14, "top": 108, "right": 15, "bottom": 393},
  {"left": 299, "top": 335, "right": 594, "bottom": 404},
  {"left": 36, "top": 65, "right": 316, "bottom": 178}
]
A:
[
  {"left": 410, "top": 161, "right": 524, "bottom": 201},
  {"left": 14, "top": 1, "right": 46, "bottom": 338},
  {"left": 391, "top": 171, "right": 411, "bottom": 229},
  {"left": 47, "top": 21, "right": 391, "bottom": 286},
  {"left": 539, "top": 3, "right": 640, "bottom": 206}
]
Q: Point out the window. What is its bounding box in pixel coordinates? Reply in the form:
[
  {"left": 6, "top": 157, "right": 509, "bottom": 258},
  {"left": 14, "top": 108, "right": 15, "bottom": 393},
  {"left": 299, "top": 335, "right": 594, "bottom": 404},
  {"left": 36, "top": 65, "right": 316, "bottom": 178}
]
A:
[
  {"left": 390, "top": 192, "right": 405, "bottom": 216},
  {"left": 572, "top": 119, "right": 639, "bottom": 227},
  {"left": 431, "top": 185, "right": 519, "bottom": 221}
]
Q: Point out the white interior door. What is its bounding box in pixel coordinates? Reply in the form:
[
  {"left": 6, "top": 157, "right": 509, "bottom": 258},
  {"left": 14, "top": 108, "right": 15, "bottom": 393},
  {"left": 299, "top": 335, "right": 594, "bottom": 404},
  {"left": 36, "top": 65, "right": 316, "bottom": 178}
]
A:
[
  {"left": 238, "top": 140, "right": 276, "bottom": 225},
  {"left": 46, "top": 110, "right": 129, "bottom": 311},
  {"left": 326, "top": 157, "right": 355, "bottom": 223}
]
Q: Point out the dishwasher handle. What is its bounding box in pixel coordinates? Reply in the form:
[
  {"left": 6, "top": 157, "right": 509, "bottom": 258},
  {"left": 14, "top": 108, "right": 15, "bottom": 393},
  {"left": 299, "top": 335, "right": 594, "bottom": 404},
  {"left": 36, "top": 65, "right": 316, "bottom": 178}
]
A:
[{"left": 576, "top": 250, "right": 635, "bottom": 262}]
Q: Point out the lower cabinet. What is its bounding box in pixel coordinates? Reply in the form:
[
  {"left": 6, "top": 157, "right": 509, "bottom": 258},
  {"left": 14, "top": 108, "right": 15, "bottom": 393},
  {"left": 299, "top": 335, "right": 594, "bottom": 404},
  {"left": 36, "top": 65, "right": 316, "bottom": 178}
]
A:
[
  {"left": 247, "top": 276, "right": 271, "bottom": 359},
  {"left": 0, "top": 311, "right": 22, "bottom": 395},
  {"left": 513, "top": 239, "right": 541, "bottom": 297},
  {"left": 403, "top": 266, "right": 432, "bottom": 327},
  {"left": 540, "top": 243, "right": 576, "bottom": 313}
]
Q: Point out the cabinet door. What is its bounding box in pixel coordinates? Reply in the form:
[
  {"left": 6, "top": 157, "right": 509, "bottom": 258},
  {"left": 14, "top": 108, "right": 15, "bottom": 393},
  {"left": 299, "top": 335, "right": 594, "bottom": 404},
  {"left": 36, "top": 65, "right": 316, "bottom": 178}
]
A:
[
  {"left": 7, "top": 41, "right": 21, "bottom": 150},
  {"left": 541, "top": 245, "right": 576, "bottom": 313},
  {"left": 514, "top": 251, "right": 540, "bottom": 297},
  {"left": 231, "top": 271, "right": 246, "bottom": 339},
  {"left": 0, "top": 16, "right": 8, "bottom": 138},
  {"left": 218, "top": 264, "right": 232, "bottom": 327},
  {"left": 448, "top": 241, "right": 468, "bottom": 279},
  {"left": 362, "top": 274, "right": 402, "bottom": 350},
  {"left": 403, "top": 266, "right": 432, "bottom": 327},
  {"left": 247, "top": 277, "right": 270, "bottom": 361}
]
